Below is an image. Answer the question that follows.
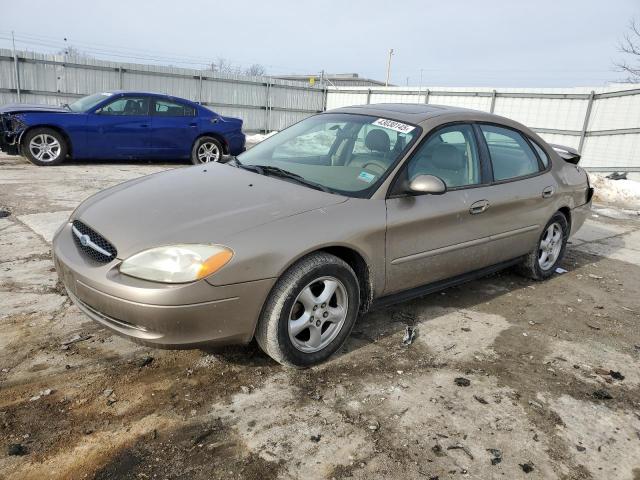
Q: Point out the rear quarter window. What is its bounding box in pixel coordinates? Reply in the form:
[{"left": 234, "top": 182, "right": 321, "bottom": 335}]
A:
[{"left": 530, "top": 140, "right": 550, "bottom": 168}]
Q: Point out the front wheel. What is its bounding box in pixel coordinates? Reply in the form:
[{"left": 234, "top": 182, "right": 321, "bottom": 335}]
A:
[
  {"left": 516, "top": 212, "right": 569, "bottom": 280},
  {"left": 191, "top": 136, "right": 223, "bottom": 165},
  {"left": 23, "top": 128, "right": 68, "bottom": 166},
  {"left": 255, "top": 252, "right": 360, "bottom": 367}
]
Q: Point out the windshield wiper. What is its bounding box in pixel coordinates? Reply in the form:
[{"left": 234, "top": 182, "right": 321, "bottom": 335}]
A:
[
  {"left": 227, "top": 155, "right": 243, "bottom": 167},
  {"left": 238, "top": 164, "right": 331, "bottom": 193}
]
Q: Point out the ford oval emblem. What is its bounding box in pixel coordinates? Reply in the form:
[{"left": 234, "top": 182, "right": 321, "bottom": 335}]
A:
[{"left": 80, "top": 234, "right": 91, "bottom": 247}]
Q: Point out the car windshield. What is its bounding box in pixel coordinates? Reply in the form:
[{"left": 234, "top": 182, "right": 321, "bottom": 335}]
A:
[
  {"left": 236, "top": 113, "right": 421, "bottom": 197},
  {"left": 67, "top": 92, "right": 113, "bottom": 112}
]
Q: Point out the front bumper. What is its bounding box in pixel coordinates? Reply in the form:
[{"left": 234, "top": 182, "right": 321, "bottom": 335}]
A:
[
  {"left": 53, "top": 222, "right": 275, "bottom": 348},
  {"left": 0, "top": 114, "right": 23, "bottom": 155}
]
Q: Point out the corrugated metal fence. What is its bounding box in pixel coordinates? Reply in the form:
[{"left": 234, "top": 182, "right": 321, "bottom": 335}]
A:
[
  {"left": 0, "top": 49, "right": 326, "bottom": 132},
  {"left": 1, "top": 48, "right": 639, "bottom": 170},
  {"left": 327, "top": 86, "right": 640, "bottom": 172}
]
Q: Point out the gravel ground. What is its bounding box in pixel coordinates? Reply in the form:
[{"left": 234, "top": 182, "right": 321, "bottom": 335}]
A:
[{"left": 1, "top": 154, "right": 639, "bottom": 480}]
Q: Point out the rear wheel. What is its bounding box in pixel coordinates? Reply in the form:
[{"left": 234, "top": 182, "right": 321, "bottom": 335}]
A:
[
  {"left": 255, "top": 252, "right": 360, "bottom": 367},
  {"left": 517, "top": 212, "right": 569, "bottom": 280},
  {"left": 23, "top": 128, "right": 67, "bottom": 166},
  {"left": 191, "top": 136, "right": 223, "bottom": 165}
]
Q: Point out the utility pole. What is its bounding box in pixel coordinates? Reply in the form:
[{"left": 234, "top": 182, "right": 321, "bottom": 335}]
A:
[
  {"left": 385, "top": 48, "right": 394, "bottom": 86},
  {"left": 11, "top": 31, "right": 21, "bottom": 102}
]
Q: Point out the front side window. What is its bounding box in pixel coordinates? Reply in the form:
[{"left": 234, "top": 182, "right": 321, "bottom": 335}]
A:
[
  {"left": 481, "top": 125, "right": 541, "bottom": 181},
  {"left": 153, "top": 100, "right": 195, "bottom": 116},
  {"left": 407, "top": 124, "right": 481, "bottom": 188},
  {"left": 98, "top": 97, "right": 150, "bottom": 116},
  {"left": 238, "top": 113, "right": 421, "bottom": 197}
]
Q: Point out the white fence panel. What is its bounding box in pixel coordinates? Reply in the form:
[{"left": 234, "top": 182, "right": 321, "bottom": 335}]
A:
[
  {"left": 493, "top": 97, "right": 587, "bottom": 131},
  {"left": 588, "top": 95, "right": 640, "bottom": 131},
  {"left": 430, "top": 94, "right": 491, "bottom": 111},
  {"left": 326, "top": 86, "right": 640, "bottom": 171}
]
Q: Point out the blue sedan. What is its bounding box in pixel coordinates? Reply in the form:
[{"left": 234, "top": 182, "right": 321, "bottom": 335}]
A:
[{"left": 0, "top": 91, "right": 245, "bottom": 166}]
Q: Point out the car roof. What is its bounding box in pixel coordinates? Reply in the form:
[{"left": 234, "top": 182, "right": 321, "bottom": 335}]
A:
[
  {"left": 105, "top": 91, "right": 199, "bottom": 105},
  {"left": 327, "top": 103, "right": 492, "bottom": 124}
]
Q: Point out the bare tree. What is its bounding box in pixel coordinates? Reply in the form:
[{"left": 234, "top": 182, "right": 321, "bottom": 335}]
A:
[
  {"left": 213, "top": 57, "right": 242, "bottom": 75},
  {"left": 615, "top": 19, "right": 640, "bottom": 83},
  {"left": 244, "top": 63, "right": 266, "bottom": 77},
  {"left": 57, "top": 45, "right": 92, "bottom": 59}
]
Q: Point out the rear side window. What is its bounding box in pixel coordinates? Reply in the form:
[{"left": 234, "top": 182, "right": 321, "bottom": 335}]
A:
[
  {"left": 530, "top": 140, "right": 550, "bottom": 168},
  {"left": 480, "top": 125, "right": 541, "bottom": 181},
  {"left": 153, "top": 99, "right": 195, "bottom": 116}
]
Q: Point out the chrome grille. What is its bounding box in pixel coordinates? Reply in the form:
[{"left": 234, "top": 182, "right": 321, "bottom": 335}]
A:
[{"left": 71, "top": 220, "right": 117, "bottom": 263}]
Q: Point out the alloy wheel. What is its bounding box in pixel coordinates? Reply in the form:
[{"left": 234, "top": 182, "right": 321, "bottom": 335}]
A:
[
  {"left": 196, "top": 142, "right": 221, "bottom": 163},
  {"left": 29, "top": 134, "right": 61, "bottom": 163},
  {"left": 538, "top": 222, "right": 563, "bottom": 270},
  {"left": 288, "top": 276, "right": 349, "bottom": 353}
]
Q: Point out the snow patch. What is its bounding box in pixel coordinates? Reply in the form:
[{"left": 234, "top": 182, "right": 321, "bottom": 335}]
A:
[
  {"left": 590, "top": 174, "right": 640, "bottom": 209},
  {"left": 245, "top": 131, "right": 278, "bottom": 145}
]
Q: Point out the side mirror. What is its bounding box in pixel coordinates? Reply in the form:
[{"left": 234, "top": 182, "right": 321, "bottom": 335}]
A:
[{"left": 408, "top": 174, "right": 447, "bottom": 195}]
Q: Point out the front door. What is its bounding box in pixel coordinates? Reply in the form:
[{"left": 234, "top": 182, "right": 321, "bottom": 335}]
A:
[
  {"left": 86, "top": 95, "right": 152, "bottom": 158},
  {"left": 384, "top": 124, "right": 495, "bottom": 294}
]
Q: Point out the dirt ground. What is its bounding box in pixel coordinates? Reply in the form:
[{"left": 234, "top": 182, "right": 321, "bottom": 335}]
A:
[{"left": 1, "top": 153, "right": 639, "bottom": 480}]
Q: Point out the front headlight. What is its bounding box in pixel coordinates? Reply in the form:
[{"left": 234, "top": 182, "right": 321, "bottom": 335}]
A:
[{"left": 119, "top": 244, "right": 233, "bottom": 283}]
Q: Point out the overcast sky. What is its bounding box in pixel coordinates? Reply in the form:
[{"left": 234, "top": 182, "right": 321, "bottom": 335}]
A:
[{"left": 1, "top": 0, "right": 638, "bottom": 87}]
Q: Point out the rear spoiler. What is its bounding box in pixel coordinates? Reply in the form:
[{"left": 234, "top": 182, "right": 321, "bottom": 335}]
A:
[{"left": 549, "top": 143, "right": 581, "bottom": 165}]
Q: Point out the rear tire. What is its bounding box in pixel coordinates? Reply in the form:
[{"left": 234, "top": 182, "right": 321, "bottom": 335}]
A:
[
  {"left": 255, "top": 252, "right": 360, "bottom": 368},
  {"left": 23, "top": 128, "right": 67, "bottom": 166},
  {"left": 516, "top": 212, "right": 569, "bottom": 280},
  {"left": 191, "top": 136, "right": 223, "bottom": 165}
]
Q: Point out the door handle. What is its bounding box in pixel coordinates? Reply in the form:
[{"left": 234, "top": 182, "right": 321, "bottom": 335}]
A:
[
  {"left": 542, "top": 186, "right": 555, "bottom": 198},
  {"left": 140, "top": 124, "right": 149, "bottom": 128},
  {"left": 469, "top": 199, "right": 490, "bottom": 215},
  {"left": 189, "top": 123, "right": 198, "bottom": 128}
]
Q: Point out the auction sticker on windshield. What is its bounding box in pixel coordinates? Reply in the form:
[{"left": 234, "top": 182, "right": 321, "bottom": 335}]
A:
[
  {"left": 358, "top": 171, "right": 376, "bottom": 183},
  {"left": 372, "top": 118, "right": 416, "bottom": 134}
]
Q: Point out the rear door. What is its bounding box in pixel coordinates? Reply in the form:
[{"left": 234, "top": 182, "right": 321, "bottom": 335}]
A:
[
  {"left": 474, "top": 124, "right": 557, "bottom": 266},
  {"left": 86, "top": 95, "right": 152, "bottom": 158},
  {"left": 150, "top": 98, "right": 199, "bottom": 158},
  {"left": 384, "top": 123, "right": 496, "bottom": 294}
]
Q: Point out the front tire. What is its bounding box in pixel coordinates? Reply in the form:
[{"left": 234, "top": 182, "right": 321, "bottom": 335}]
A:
[
  {"left": 517, "top": 212, "right": 569, "bottom": 280},
  {"left": 191, "top": 136, "right": 223, "bottom": 165},
  {"left": 255, "top": 252, "right": 360, "bottom": 367},
  {"left": 23, "top": 128, "right": 67, "bottom": 166}
]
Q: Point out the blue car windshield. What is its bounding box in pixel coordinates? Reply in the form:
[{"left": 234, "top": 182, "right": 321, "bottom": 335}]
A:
[{"left": 68, "top": 93, "right": 113, "bottom": 112}]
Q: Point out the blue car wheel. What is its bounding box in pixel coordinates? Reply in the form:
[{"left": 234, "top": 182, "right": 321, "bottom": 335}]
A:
[
  {"left": 23, "top": 128, "right": 68, "bottom": 166},
  {"left": 191, "top": 136, "right": 223, "bottom": 165}
]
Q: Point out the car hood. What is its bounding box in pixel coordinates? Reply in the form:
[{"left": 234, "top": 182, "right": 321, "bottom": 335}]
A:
[
  {"left": 73, "top": 163, "right": 348, "bottom": 259},
  {"left": 0, "top": 103, "right": 69, "bottom": 114}
]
